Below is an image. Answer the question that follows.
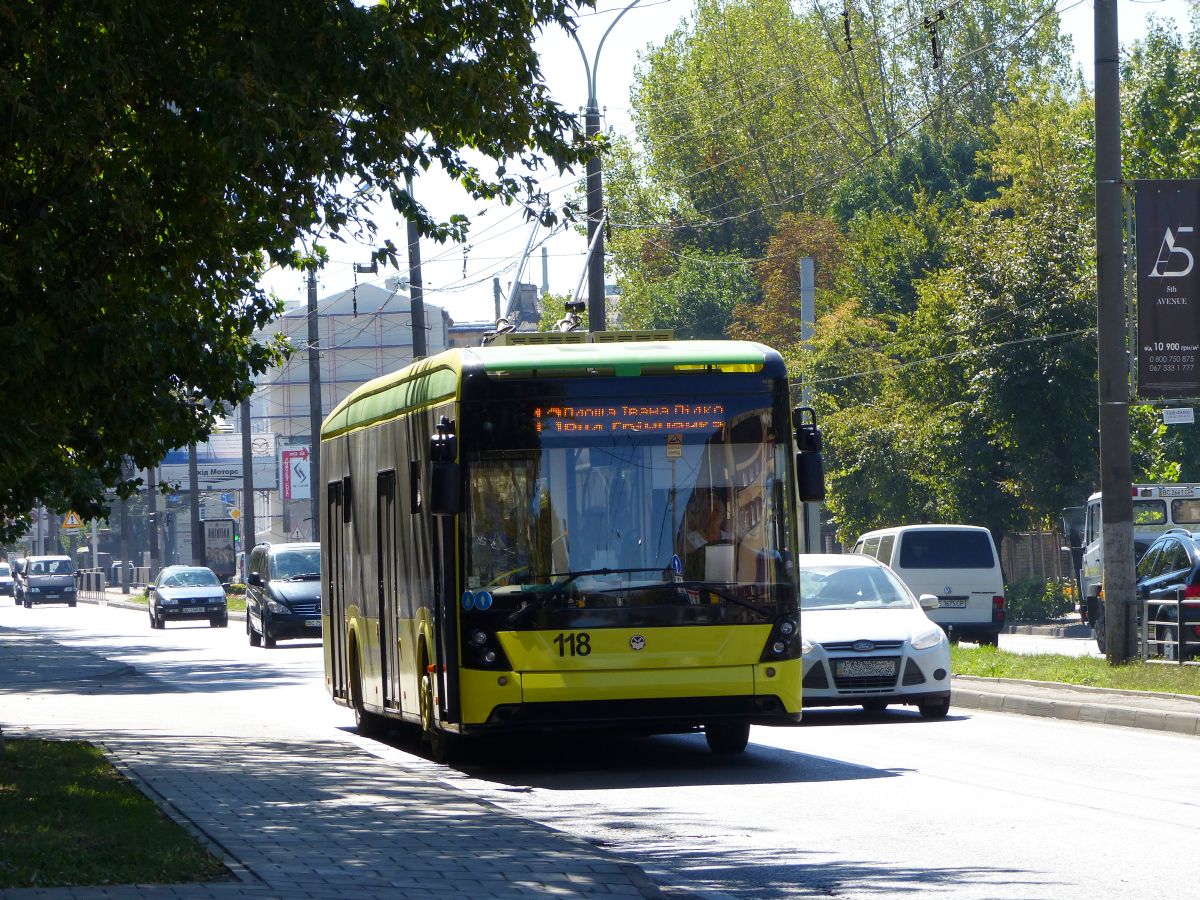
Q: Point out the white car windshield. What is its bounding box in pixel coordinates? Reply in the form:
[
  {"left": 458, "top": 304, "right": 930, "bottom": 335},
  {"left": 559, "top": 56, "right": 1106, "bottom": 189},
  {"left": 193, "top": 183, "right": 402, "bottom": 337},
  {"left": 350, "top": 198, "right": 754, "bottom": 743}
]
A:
[
  {"left": 162, "top": 570, "right": 220, "bottom": 588},
  {"left": 800, "top": 564, "right": 915, "bottom": 610}
]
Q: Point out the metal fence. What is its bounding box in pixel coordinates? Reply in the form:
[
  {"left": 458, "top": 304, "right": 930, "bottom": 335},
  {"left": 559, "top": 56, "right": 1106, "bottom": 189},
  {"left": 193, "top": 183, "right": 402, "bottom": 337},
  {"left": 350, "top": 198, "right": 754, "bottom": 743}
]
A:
[{"left": 1141, "top": 595, "right": 1200, "bottom": 665}]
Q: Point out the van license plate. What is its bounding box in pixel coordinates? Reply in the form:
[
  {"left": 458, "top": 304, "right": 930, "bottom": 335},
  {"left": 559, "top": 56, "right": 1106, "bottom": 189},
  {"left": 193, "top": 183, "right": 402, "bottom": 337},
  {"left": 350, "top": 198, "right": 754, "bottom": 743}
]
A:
[
  {"left": 305, "top": 619, "right": 320, "bottom": 628},
  {"left": 183, "top": 606, "right": 204, "bottom": 613},
  {"left": 835, "top": 658, "right": 897, "bottom": 678},
  {"left": 939, "top": 598, "right": 968, "bottom": 608}
]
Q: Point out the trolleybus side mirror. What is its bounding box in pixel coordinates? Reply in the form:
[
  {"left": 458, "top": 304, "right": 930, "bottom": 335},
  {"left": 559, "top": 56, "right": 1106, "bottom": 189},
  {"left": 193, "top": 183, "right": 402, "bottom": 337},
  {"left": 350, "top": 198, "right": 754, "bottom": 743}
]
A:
[
  {"left": 793, "top": 406, "right": 826, "bottom": 503},
  {"left": 429, "top": 416, "right": 462, "bottom": 517}
]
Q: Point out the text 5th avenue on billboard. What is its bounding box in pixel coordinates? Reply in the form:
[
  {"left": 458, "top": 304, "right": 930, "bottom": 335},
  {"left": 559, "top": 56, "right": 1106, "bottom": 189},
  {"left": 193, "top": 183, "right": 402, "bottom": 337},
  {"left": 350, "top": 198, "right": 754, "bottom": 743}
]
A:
[{"left": 1136, "top": 180, "right": 1200, "bottom": 398}]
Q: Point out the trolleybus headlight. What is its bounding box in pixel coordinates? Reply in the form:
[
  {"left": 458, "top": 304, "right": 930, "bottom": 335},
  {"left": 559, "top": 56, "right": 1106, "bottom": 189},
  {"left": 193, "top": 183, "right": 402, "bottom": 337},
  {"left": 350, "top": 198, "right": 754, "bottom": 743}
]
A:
[
  {"left": 771, "top": 641, "right": 786, "bottom": 655},
  {"left": 780, "top": 619, "right": 796, "bottom": 636},
  {"left": 482, "top": 650, "right": 497, "bottom": 664},
  {"left": 470, "top": 629, "right": 488, "bottom": 647}
]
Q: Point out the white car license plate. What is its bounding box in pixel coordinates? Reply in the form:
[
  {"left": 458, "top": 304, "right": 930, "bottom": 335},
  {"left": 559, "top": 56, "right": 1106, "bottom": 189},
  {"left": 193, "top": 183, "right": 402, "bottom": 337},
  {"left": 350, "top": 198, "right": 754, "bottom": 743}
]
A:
[
  {"left": 305, "top": 619, "right": 320, "bottom": 628},
  {"left": 183, "top": 606, "right": 205, "bottom": 613},
  {"left": 835, "top": 658, "right": 897, "bottom": 678},
  {"left": 939, "top": 598, "right": 968, "bottom": 608}
]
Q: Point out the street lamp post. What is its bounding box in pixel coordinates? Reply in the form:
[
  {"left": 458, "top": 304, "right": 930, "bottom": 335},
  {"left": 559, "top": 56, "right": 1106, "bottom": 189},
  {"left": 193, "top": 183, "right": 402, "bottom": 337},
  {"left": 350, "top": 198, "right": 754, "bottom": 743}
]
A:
[{"left": 570, "top": 0, "right": 642, "bottom": 333}]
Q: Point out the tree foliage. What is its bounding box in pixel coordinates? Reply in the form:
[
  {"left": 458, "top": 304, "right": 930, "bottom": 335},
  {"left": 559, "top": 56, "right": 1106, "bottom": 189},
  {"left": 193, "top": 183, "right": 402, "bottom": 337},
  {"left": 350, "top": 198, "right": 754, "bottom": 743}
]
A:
[{"left": 0, "top": 0, "right": 596, "bottom": 540}]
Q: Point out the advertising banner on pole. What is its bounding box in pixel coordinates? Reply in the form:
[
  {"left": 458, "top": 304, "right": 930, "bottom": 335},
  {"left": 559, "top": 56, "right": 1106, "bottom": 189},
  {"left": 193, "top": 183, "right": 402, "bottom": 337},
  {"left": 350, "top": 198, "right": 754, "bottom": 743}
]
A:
[
  {"left": 281, "top": 446, "right": 311, "bottom": 501},
  {"left": 1136, "top": 179, "right": 1200, "bottom": 398}
]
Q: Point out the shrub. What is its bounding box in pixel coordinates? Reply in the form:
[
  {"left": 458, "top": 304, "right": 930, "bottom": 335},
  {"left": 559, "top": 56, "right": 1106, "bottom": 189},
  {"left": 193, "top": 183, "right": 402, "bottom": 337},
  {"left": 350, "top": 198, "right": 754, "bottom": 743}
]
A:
[{"left": 1005, "top": 578, "right": 1074, "bottom": 622}]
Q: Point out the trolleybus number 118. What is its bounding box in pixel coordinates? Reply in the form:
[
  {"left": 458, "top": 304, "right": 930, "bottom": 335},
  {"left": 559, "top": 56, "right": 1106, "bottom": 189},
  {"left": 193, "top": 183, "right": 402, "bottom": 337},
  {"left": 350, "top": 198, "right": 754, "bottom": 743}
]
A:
[{"left": 553, "top": 632, "right": 593, "bottom": 657}]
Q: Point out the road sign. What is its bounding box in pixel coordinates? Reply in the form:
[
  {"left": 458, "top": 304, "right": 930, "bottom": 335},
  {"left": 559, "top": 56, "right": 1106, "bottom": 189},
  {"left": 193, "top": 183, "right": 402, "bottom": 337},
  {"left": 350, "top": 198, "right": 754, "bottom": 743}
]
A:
[
  {"left": 61, "top": 511, "right": 83, "bottom": 531},
  {"left": 230, "top": 508, "right": 241, "bottom": 520},
  {"left": 290, "top": 528, "right": 305, "bottom": 541}
]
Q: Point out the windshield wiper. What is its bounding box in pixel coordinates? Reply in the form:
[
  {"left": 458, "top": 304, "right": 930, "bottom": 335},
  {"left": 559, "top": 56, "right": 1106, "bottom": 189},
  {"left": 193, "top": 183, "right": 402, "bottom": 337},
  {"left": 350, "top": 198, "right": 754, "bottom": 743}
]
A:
[
  {"left": 652, "top": 581, "right": 774, "bottom": 619},
  {"left": 506, "top": 567, "right": 664, "bottom": 627}
]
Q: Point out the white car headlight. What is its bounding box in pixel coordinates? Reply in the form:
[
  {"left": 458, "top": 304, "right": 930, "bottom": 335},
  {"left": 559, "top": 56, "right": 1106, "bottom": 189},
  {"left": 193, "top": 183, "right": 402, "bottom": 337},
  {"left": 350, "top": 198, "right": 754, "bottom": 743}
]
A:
[
  {"left": 801, "top": 636, "right": 815, "bottom": 656},
  {"left": 910, "top": 625, "right": 945, "bottom": 651}
]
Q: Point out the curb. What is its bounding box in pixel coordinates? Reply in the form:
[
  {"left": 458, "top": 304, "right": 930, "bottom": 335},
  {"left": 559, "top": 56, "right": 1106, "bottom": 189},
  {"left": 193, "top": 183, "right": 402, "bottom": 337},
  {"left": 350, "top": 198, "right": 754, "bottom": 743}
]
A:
[
  {"left": 1004, "top": 622, "right": 1094, "bottom": 638},
  {"left": 952, "top": 675, "right": 1200, "bottom": 736}
]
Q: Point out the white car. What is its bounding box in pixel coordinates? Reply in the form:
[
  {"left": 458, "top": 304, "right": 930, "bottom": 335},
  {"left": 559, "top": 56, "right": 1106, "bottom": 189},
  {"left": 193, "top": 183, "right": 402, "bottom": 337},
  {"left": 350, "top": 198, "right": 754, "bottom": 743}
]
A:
[{"left": 800, "top": 553, "right": 952, "bottom": 718}]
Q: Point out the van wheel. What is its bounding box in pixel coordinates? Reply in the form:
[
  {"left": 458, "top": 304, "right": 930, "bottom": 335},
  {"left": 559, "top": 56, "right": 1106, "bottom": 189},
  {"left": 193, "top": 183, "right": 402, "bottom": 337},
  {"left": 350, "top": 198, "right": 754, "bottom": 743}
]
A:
[
  {"left": 977, "top": 633, "right": 999, "bottom": 648},
  {"left": 705, "top": 721, "right": 750, "bottom": 754}
]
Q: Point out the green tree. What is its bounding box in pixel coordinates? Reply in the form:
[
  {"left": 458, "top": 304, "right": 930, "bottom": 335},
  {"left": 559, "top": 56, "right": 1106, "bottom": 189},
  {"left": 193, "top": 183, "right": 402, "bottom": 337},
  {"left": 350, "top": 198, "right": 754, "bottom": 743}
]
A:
[{"left": 0, "top": 0, "right": 595, "bottom": 541}]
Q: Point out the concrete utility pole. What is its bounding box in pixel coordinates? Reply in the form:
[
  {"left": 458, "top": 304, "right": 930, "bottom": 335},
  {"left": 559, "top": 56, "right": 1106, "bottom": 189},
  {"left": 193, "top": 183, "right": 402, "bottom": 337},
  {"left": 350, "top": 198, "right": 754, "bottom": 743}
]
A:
[
  {"left": 800, "top": 257, "right": 821, "bottom": 553},
  {"left": 240, "top": 397, "right": 256, "bottom": 565},
  {"left": 307, "top": 268, "right": 322, "bottom": 543},
  {"left": 406, "top": 174, "right": 427, "bottom": 359},
  {"left": 1095, "top": 0, "right": 1136, "bottom": 663},
  {"left": 572, "top": 0, "right": 642, "bottom": 333},
  {"left": 147, "top": 465, "right": 159, "bottom": 580},
  {"left": 188, "top": 443, "right": 202, "bottom": 566}
]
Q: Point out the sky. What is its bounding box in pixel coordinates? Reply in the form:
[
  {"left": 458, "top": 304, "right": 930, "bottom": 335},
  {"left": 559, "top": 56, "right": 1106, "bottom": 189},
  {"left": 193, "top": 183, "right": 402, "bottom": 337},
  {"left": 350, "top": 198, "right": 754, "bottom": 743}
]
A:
[{"left": 261, "top": 0, "right": 1197, "bottom": 326}]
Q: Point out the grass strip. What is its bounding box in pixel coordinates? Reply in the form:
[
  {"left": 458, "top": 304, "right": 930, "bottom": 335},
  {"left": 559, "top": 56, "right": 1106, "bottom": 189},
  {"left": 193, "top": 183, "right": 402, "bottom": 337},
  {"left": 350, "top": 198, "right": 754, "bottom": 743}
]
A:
[
  {"left": 952, "top": 644, "right": 1200, "bottom": 697},
  {"left": 0, "top": 739, "right": 229, "bottom": 889}
]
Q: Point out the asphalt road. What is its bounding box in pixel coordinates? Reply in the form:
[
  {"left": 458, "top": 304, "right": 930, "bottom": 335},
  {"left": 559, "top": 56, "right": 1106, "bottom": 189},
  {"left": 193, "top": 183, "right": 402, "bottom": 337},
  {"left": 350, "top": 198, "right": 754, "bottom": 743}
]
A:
[{"left": 3, "top": 598, "right": 1195, "bottom": 900}]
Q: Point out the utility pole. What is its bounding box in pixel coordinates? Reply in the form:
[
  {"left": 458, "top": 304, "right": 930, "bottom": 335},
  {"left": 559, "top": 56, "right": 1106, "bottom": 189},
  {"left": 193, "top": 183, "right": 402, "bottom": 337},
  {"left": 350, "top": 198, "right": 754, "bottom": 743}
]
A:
[
  {"left": 800, "top": 257, "right": 821, "bottom": 553},
  {"left": 406, "top": 173, "right": 427, "bottom": 359},
  {"left": 1095, "top": 0, "right": 1135, "bottom": 662},
  {"left": 147, "top": 464, "right": 159, "bottom": 580},
  {"left": 240, "top": 396, "right": 256, "bottom": 570},
  {"left": 572, "top": 0, "right": 642, "bottom": 333},
  {"left": 188, "top": 443, "right": 202, "bottom": 566},
  {"left": 307, "top": 267, "right": 322, "bottom": 543}
]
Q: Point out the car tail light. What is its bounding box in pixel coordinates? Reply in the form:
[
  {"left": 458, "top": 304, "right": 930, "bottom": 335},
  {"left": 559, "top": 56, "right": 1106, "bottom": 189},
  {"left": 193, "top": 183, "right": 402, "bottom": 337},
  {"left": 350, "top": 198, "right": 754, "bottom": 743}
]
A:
[
  {"left": 992, "top": 596, "right": 1005, "bottom": 624},
  {"left": 1184, "top": 584, "right": 1200, "bottom": 599}
]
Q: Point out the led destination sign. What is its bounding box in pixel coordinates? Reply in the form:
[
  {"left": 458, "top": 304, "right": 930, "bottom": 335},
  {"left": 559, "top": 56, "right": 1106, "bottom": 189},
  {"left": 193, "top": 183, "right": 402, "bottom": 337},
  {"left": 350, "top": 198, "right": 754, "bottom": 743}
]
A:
[{"left": 534, "top": 403, "right": 727, "bottom": 434}]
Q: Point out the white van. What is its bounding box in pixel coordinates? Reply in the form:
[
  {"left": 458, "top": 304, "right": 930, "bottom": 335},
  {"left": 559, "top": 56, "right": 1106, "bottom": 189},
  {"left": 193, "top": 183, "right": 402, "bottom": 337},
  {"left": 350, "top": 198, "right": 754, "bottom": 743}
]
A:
[{"left": 851, "top": 525, "right": 1005, "bottom": 645}]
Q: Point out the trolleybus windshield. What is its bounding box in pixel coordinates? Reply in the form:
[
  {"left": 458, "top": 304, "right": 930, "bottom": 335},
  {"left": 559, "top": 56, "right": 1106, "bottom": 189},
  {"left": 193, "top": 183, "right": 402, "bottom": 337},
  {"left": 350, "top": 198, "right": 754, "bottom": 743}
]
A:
[{"left": 464, "top": 392, "right": 797, "bottom": 630}]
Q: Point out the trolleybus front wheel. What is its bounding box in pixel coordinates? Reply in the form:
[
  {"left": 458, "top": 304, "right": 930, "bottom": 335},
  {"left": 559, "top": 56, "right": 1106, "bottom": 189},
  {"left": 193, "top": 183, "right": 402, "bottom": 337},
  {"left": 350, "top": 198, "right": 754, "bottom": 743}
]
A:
[
  {"left": 704, "top": 721, "right": 750, "bottom": 754},
  {"left": 419, "top": 667, "right": 457, "bottom": 763}
]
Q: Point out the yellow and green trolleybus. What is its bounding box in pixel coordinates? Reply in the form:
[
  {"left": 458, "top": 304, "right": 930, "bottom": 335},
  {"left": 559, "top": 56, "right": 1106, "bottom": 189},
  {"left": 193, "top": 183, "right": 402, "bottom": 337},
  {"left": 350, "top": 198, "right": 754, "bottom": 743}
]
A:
[{"left": 320, "top": 334, "right": 824, "bottom": 757}]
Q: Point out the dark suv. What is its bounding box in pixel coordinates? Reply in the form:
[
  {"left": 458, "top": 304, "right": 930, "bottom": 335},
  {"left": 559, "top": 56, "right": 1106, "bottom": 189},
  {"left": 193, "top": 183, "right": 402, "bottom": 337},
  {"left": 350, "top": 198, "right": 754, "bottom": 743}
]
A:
[
  {"left": 1135, "top": 528, "right": 1200, "bottom": 659},
  {"left": 245, "top": 542, "right": 321, "bottom": 648}
]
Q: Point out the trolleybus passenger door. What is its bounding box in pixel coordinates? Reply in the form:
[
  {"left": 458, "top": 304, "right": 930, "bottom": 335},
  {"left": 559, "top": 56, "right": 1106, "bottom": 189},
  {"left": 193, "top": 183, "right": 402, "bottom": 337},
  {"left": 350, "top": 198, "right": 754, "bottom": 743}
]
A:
[
  {"left": 326, "top": 480, "right": 349, "bottom": 701},
  {"left": 430, "top": 416, "right": 462, "bottom": 724},
  {"left": 377, "top": 471, "right": 402, "bottom": 712}
]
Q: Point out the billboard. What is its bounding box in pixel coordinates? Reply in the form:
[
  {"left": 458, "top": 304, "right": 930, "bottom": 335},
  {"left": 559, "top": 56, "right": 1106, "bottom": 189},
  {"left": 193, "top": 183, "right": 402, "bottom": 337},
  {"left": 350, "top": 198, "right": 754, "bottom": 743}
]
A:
[
  {"left": 1136, "top": 180, "right": 1200, "bottom": 398},
  {"left": 204, "top": 519, "right": 236, "bottom": 580},
  {"left": 160, "top": 433, "right": 279, "bottom": 491}
]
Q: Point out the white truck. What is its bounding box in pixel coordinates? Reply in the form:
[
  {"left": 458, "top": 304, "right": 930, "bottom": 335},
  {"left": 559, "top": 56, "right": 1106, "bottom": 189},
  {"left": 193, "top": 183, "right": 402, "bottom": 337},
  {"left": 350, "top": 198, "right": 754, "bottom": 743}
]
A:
[{"left": 1063, "top": 484, "right": 1200, "bottom": 651}]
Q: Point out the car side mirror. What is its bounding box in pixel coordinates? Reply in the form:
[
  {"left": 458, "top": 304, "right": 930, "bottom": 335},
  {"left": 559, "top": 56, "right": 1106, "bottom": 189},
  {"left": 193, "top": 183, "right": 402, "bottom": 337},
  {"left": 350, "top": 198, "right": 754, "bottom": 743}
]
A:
[
  {"left": 247, "top": 572, "right": 263, "bottom": 587},
  {"left": 146, "top": 585, "right": 155, "bottom": 595},
  {"left": 918, "top": 593, "right": 940, "bottom": 610}
]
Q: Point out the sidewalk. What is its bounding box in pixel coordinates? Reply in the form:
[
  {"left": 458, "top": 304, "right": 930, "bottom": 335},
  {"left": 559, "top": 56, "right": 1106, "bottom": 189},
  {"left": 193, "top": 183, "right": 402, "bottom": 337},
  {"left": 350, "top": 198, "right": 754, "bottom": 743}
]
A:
[{"left": 0, "top": 627, "right": 665, "bottom": 899}]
